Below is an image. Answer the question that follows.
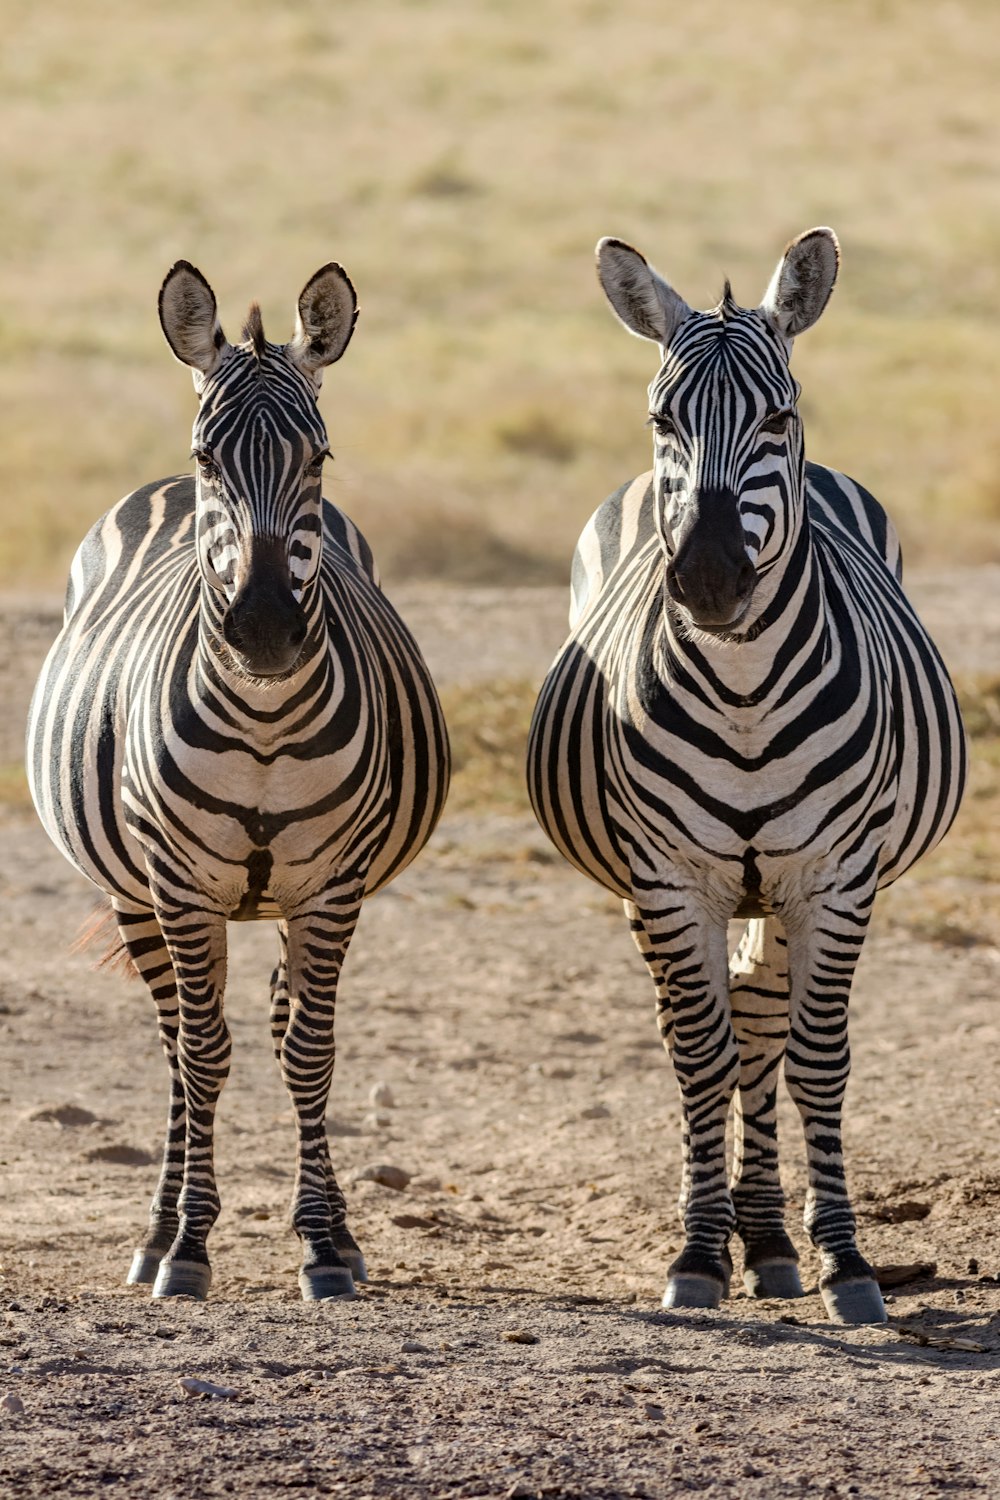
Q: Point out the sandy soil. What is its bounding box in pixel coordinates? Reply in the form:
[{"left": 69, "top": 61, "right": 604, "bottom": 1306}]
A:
[{"left": 0, "top": 576, "right": 998, "bottom": 1500}]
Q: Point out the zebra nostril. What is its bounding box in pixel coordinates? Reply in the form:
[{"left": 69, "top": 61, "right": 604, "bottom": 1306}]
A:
[
  {"left": 666, "top": 564, "right": 685, "bottom": 602},
  {"left": 288, "top": 617, "right": 307, "bottom": 650},
  {"left": 222, "top": 611, "right": 243, "bottom": 649}
]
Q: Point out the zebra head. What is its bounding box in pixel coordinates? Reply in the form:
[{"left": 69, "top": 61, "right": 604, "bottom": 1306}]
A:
[
  {"left": 158, "top": 261, "right": 359, "bottom": 677},
  {"left": 596, "top": 229, "right": 840, "bottom": 636}
]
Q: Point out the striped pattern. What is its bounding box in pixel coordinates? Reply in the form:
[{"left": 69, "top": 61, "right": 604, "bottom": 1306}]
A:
[
  {"left": 27, "top": 264, "right": 449, "bottom": 1301},
  {"left": 528, "top": 231, "right": 966, "bottom": 1323}
]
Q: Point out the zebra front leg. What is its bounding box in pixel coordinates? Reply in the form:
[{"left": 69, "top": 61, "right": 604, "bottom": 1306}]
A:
[
  {"left": 729, "top": 917, "right": 803, "bottom": 1299},
  {"left": 112, "top": 904, "right": 187, "bottom": 1289},
  {"left": 629, "top": 895, "right": 739, "bottom": 1309},
  {"left": 149, "top": 906, "right": 231, "bottom": 1300},
  {"left": 784, "top": 888, "right": 886, "bottom": 1325},
  {"left": 281, "top": 889, "right": 363, "bottom": 1301},
  {"left": 269, "top": 919, "right": 367, "bottom": 1285}
]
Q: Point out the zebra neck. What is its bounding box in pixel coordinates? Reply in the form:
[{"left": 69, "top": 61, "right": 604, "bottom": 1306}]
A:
[{"left": 654, "top": 527, "right": 828, "bottom": 705}]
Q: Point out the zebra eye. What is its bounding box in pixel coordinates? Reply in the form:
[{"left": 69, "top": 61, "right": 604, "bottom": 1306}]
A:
[
  {"left": 648, "top": 414, "right": 679, "bottom": 442},
  {"left": 760, "top": 409, "right": 793, "bottom": 436},
  {"left": 193, "top": 449, "right": 218, "bottom": 475},
  {"left": 304, "top": 449, "right": 330, "bottom": 479}
]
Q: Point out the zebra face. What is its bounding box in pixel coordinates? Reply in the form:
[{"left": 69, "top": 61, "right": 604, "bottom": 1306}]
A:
[
  {"left": 190, "top": 357, "right": 328, "bottom": 675},
  {"left": 597, "top": 229, "right": 840, "bottom": 636},
  {"left": 648, "top": 314, "right": 802, "bottom": 632},
  {"left": 159, "top": 260, "right": 359, "bottom": 677}
]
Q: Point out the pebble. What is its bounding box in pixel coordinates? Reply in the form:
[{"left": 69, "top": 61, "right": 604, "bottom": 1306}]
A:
[
  {"left": 369, "top": 1082, "right": 395, "bottom": 1109},
  {"left": 501, "top": 1329, "right": 539, "bottom": 1345},
  {"left": 1, "top": 1393, "right": 24, "bottom": 1416},
  {"left": 401, "top": 1340, "right": 431, "bottom": 1355},
  {"left": 179, "top": 1377, "right": 238, "bottom": 1400},
  {"left": 353, "top": 1163, "right": 411, "bottom": 1192},
  {"left": 362, "top": 1111, "right": 392, "bottom": 1133}
]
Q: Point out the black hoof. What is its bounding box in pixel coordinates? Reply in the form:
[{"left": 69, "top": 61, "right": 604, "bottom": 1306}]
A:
[
  {"left": 152, "top": 1259, "right": 212, "bottom": 1300},
  {"left": 821, "top": 1277, "right": 886, "bottom": 1325},
  {"left": 743, "top": 1259, "right": 805, "bottom": 1299},
  {"left": 126, "top": 1248, "right": 164, "bottom": 1286},
  {"left": 332, "top": 1229, "right": 368, "bottom": 1285},
  {"left": 662, "top": 1273, "right": 725, "bottom": 1310},
  {"left": 338, "top": 1246, "right": 368, "bottom": 1284},
  {"left": 299, "top": 1266, "right": 356, "bottom": 1302}
]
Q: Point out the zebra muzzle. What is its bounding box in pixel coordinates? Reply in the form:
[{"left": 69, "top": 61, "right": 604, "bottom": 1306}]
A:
[{"left": 222, "top": 575, "right": 308, "bottom": 677}]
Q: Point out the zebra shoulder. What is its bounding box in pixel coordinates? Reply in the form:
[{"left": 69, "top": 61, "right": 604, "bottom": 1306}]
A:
[
  {"left": 320, "top": 498, "right": 381, "bottom": 588},
  {"left": 570, "top": 472, "right": 656, "bottom": 628},
  {"left": 64, "top": 476, "right": 197, "bottom": 621},
  {"left": 804, "top": 461, "right": 903, "bottom": 581}
]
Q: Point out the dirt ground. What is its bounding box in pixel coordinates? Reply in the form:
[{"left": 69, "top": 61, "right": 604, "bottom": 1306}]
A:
[{"left": 0, "top": 576, "right": 998, "bottom": 1500}]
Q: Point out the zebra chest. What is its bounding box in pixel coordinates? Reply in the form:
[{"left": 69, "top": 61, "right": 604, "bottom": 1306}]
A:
[
  {"left": 122, "top": 725, "right": 387, "bottom": 911},
  {"left": 607, "top": 683, "right": 894, "bottom": 871}
]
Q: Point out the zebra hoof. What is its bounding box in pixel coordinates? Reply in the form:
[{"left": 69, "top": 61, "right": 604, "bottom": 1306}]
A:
[
  {"left": 126, "top": 1248, "right": 164, "bottom": 1287},
  {"left": 821, "top": 1277, "right": 887, "bottom": 1325},
  {"left": 338, "top": 1247, "right": 368, "bottom": 1285},
  {"left": 152, "top": 1259, "right": 212, "bottom": 1301},
  {"left": 662, "top": 1273, "right": 725, "bottom": 1311},
  {"left": 331, "top": 1229, "right": 368, "bottom": 1285},
  {"left": 743, "top": 1259, "right": 805, "bottom": 1300},
  {"left": 299, "top": 1266, "right": 357, "bottom": 1302}
]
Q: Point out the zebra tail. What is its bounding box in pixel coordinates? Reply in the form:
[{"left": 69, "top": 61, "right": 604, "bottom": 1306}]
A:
[{"left": 71, "top": 901, "right": 140, "bottom": 981}]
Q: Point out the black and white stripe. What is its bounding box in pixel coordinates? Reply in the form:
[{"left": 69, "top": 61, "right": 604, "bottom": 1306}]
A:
[
  {"left": 28, "top": 262, "right": 449, "bottom": 1301},
  {"left": 527, "top": 229, "right": 966, "bottom": 1324}
]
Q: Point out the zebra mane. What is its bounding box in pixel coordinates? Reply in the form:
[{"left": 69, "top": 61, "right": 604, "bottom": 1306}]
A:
[
  {"left": 241, "top": 302, "right": 267, "bottom": 359},
  {"left": 714, "top": 280, "right": 743, "bottom": 323}
]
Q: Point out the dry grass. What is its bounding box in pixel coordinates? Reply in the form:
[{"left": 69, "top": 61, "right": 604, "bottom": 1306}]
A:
[
  {"left": 439, "top": 680, "right": 539, "bottom": 815},
  {"left": 2, "top": 0, "right": 1000, "bottom": 587}
]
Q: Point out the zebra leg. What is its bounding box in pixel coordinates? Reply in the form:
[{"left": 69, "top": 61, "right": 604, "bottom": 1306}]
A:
[
  {"left": 281, "top": 890, "right": 363, "bottom": 1301},
  {"left": 784, "top": 892, "right": 886, "bottom": 1325},
  {"left": 269, "top": 920, "right": 367, "bottom": 1285},
  {"left": 729, "top": 918, "right": 803, "bottom": 1299},
  {"left": 628, "top": 896, "right": 739, "bottom": 1309},
  {"left": 112, "top": 904, "right": 188, "bottom": 1289},
  {"left": 148, "top": 907, "right": 231, "bottom": 1300}
]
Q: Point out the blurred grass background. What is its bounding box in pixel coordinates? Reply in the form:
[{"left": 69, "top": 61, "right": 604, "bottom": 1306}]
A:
[{"left": 3, "top": 0, "right": 1000, "bottom": 588}]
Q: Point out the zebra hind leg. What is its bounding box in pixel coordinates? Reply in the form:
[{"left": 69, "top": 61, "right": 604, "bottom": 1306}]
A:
[
  {"left": 729, "top": 918, "right": 803, "bottom": 1300},
  {"left": 269, "top": 921, "right": 367, "bottom": 1287},
  {"left": 110, "top": 905, "right": 188, "bottom": 1290}
]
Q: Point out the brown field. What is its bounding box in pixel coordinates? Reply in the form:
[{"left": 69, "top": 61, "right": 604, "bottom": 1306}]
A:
[{"left": 3, "top": 0, "right": 1000, "bottom": 588}]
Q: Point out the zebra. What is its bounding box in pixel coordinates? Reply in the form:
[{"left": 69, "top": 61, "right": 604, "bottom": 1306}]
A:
[
  {"left": 527, "top": 228, "right": 966, "bottom": 1324},
  {"left": 27, "top": 260, "right": 450, "bottom": 1302}
]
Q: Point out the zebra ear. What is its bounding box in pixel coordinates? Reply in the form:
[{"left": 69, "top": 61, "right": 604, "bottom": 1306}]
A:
[
  {"left": 286, "top": 263, "right": 358, "bottom": 385},
  {"left": 158, "top": 262, "right": 230, "bottom": 385},
  {"left": 760, "top": 228, "right": 840, "bottom": 341},
  {"left": 596, "top": 238, "right": 691, "bottom": 347}
]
